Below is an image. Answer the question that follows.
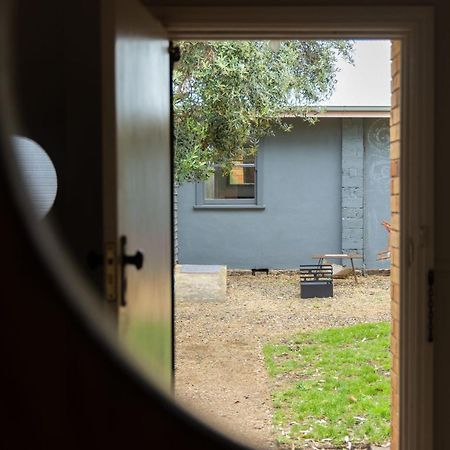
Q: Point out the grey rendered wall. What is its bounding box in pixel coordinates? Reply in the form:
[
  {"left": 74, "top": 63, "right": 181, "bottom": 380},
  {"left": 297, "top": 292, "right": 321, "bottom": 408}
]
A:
[
  {"left": 363, "top": 118, "right": 391, "bottom": 269},
  {"left": 177, "top": 118, "right": 342, "bottom": 269}
]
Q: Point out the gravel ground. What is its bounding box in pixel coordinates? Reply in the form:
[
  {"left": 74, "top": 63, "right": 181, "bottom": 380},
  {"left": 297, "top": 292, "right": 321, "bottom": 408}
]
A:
[{"left": 175, "top": 273, "right": 391, "bottom": 449}]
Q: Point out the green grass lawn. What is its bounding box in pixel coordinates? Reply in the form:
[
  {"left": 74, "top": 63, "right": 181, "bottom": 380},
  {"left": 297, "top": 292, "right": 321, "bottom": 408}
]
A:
[{"left": 263, "top": 322, "right": 391, "bottom": 449}]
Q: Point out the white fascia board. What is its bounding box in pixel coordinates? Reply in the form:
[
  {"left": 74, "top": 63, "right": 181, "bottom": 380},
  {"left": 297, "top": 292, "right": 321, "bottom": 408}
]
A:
[{"left": 282, "top": 106, "right": 391, "bottom": 118}]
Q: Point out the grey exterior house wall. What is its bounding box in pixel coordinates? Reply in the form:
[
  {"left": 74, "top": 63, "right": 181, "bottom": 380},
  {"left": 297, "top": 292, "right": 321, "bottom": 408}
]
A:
[{"left": 177, "top": 117, "right": 390, "bottom": 270}]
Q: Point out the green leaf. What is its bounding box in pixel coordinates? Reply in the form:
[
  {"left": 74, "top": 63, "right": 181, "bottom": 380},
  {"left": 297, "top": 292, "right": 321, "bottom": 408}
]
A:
[{"left": 174, "top": 40, "right": 354, "bottom": 182}]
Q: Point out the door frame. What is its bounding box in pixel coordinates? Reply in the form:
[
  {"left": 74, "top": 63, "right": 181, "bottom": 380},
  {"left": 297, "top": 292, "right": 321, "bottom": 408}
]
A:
[{"left": 156, "top": 6, "right": 434, "bottom": 449}]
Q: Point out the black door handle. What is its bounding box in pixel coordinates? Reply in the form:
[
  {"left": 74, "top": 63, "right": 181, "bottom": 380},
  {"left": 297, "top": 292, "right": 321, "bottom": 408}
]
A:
[
  {"left": 120, "top": 236, "right": 144, "bottom": 306},
  {"left": 123, "top": 250, "right": 144, "bottom": 269}
]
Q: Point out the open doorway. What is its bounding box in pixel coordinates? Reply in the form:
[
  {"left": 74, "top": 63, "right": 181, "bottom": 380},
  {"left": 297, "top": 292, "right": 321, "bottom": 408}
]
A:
[
  {"left": 173, "top": 39, "right": 394, "bottom": 449},
  {"left": 96, "top": 5, "right": 433, "bottom": 446}
]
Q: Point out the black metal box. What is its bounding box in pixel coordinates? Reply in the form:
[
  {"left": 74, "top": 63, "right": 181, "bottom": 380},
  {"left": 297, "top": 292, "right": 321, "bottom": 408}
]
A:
[{"left": 299, "top": 264, "right": 333, "bottom": 298}]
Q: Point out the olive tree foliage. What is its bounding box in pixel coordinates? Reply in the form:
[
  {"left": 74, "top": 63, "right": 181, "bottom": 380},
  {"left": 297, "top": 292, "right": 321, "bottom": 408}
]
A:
[{"left": 173, "top": 40, "right": 354, "bottom": 182}]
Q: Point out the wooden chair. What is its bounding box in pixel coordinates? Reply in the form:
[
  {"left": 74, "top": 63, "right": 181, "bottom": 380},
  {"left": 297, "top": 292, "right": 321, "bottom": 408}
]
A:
[{"left": 376, "top": 220, "right": 392, "bottom": 260}]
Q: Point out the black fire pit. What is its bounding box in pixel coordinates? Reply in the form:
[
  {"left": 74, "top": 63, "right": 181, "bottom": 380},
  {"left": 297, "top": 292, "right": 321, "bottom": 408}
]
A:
[{"left": 299, "top": 264, "right": 333, "bottom": 298}]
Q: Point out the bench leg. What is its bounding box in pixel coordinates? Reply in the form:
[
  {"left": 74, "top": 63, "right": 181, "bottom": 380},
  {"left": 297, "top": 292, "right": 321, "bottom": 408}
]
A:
[{"left": 350, "top": 258, "right": 358, "bottom": 283}]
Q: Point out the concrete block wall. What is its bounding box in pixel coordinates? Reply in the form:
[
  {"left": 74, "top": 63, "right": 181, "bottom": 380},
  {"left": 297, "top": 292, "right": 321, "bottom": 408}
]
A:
[
  {"left": 390, "top": 39, "right": 401, "bottom": 450},
  {"left": 341, "top": 118, "right": 364, "bottom": 266}
]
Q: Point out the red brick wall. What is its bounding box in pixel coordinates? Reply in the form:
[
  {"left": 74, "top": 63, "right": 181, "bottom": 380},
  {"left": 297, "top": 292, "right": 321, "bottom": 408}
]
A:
[{"left": 390, "top": 39, "right": 401, "bottom": 450}]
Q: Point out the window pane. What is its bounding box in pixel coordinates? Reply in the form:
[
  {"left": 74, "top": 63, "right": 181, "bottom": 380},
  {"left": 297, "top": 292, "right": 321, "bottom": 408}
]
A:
[
  {"left": 229, "top": 166, "right": 255, "bottom": 185},
  {"left": 205, "top": 165, "right": 256, "bottom": 200}
]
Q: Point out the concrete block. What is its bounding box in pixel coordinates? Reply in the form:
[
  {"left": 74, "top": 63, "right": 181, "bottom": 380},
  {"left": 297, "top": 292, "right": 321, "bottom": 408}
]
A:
[
  {"left": 343, "top": 233, "right": 363, "bottom": 245},
  {"left": 342, "top": 248, "right": 360, "bottom": 255},
  {"left": 342, "top": 218, "right": 364, "bottom": 229},
  {"left": 342, "top": 158, "right": 364, "bottom": 170},
  {"left": 343, "top": 228, "right": 364, "bottom": 241},
  {"left": 342, "top": 186, "right": 362, "bottom": 199},
  {"left": 342, "top": 167, "right": 358, "bottom": 177},
  {"left": 343, "top": 242, "right": 363, "bottom": 251},
  {"left": 342, "top": 197, "right": 363, "bottom": 208},
  {"left": 175, "top": 264, "right": 227, "bottom": 302},
  {"left": 342, "top": 207, "right": 363, "bottom": 219},
  {"left": 342, "top": 118, "right": 364, "bottom": 135},
  {"left": 342, "top": 147, "right": 362, "bottom": 158},
  {"left": 342, "top": 175, "right": 363, "bottom": 188}
]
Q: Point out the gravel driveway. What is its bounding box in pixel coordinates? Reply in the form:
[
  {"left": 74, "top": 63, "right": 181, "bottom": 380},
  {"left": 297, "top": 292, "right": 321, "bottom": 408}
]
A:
[{"left": 175, "top": 273, "right": 391, "bottom": 449}]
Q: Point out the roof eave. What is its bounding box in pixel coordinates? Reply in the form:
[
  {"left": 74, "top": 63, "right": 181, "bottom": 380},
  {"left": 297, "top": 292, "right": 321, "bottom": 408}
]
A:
[{"left": 283, "top": 105, "right": 391, "bottom": 118}]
